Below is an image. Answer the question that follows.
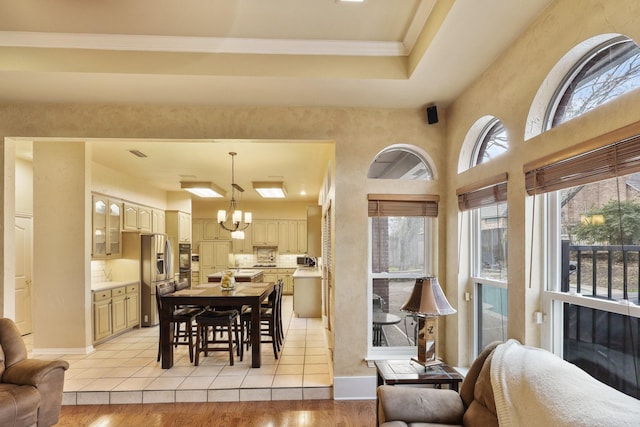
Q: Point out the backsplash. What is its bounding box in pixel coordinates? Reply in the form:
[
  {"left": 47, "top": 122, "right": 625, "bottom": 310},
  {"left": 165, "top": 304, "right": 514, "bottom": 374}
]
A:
[
  {"left": 91, "top": 260, "right": 111, "bottom": 283},
  {"left": 232, "top": 253, "right": 300, "bottom": 268}
]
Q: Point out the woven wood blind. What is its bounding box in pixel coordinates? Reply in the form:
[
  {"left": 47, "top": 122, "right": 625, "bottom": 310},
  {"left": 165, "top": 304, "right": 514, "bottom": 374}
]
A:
[
  {"left": 456, "top": 173, "right": 508, "bottom": 211},
  {"left": 367, "top": 194, "right": 439, "bottom": 217},
  {"left": 524, "top": 126, "right": 640, "bottom": 195}
]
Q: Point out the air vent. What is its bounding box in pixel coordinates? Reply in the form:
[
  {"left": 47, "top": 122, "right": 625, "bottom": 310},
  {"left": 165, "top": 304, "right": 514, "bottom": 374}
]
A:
[{"left": 129, "top": 149, "right": 147, "bottom": 158}]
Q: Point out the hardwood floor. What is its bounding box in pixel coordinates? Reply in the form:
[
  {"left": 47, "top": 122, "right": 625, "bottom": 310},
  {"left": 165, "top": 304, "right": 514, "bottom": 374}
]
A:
[{"left": 57, "top": 399, "right": 377, "bottom": 426}]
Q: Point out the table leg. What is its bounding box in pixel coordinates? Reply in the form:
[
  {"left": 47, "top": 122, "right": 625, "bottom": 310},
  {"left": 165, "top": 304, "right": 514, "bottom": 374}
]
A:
[
  {"left": 160, "top": 303, "right": 174, "bottom": 369},
  {"left": 250, "top": 300, "right": 261, "bottom": 368}
]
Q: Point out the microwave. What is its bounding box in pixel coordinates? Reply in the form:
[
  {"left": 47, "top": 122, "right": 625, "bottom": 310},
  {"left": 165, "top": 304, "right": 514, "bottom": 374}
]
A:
[{"left": 297, "top": 256, "right": 316, "bottom": 267}]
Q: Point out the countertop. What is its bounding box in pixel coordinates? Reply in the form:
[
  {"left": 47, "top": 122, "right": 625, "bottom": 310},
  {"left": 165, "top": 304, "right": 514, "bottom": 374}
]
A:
[
  {"left": 208, "top": 269, "right": 264, "bottom": 279},
  {"left": 91, "top": 280, "right": 139, "bottom": 292},
  {"left": 293, "top": 267, "right": 322, "bottom": 278}
]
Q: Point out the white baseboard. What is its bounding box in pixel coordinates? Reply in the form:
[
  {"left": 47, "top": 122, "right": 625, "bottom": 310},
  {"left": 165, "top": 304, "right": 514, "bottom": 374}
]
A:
[{"left": 333, "top": 375, "right": 377, "bottom": 400}]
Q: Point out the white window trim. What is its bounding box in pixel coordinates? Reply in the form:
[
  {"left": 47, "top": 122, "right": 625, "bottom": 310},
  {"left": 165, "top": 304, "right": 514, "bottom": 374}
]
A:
[{"left": 366, "top": 217, "right": 435, "bottom": 360}]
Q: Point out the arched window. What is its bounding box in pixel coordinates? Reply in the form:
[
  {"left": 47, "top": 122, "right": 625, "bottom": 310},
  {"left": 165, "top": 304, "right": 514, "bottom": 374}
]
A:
[
  {"left": 471, "top": 118, "right": 508, "bottom": 167},
  {"left": 547, "top": 35, "right": 640, "bottom": 129},
  {"left": 368, "top": 147, "right": 433, "bottom": 180}
]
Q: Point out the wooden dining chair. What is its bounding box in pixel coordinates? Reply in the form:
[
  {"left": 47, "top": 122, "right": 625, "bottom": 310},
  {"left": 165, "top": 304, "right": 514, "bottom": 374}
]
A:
[
  {"left": 194, "top": 309, "right": 241, "bottom": 366},
  {"left": 242, "top": 280, "right": 283, "bottom": 359},
  {"left": 155, "top": 282, "right": 203, "bottom": 364}
]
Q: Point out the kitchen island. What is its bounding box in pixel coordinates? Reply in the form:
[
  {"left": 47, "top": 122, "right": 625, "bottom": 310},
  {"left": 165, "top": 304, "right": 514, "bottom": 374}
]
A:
[
  {"left": 208, "top": 269, "right": 264, "bottom": 283},
  {"left": 293, "top": 267, "right": 322, "bottom": 317}
]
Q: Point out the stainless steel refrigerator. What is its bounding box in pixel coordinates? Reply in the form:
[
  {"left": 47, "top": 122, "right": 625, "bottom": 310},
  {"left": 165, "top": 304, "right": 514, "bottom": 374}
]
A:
[{"left": 140, "top": 233, "right": 173, "bottom": 327}]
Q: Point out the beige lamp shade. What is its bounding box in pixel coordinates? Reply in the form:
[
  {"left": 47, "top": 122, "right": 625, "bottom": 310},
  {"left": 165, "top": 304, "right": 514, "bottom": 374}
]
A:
[{"left": 401, "top": 277, "right": 456, "bottom": 316}]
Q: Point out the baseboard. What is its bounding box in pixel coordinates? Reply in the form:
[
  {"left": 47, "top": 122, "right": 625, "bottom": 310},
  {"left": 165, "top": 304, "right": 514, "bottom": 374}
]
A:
[
  {"left": 333, "top": 375, "right": 377, "bottom": 400},
  {"left": 31, "top": 345, "right": 95, "bottom": 355}
]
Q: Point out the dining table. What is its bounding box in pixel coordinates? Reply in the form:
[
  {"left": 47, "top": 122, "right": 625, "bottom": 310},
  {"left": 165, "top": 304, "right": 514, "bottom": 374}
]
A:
[{"left": 158, "top": 281, "right": 275, "bottom": 369}]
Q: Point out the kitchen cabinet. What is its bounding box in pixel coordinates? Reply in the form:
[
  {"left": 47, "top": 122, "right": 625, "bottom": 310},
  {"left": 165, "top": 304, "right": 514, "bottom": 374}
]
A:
[
  {"left": 279, "top": 269, "right": 295, "bottom": 295},
  {"left": 232, "top": 225, "right": 253, "bottom": 253},
  {"left": 252, "top": 220, "right": 278, "bottom": 246},
  {"left": 166, "top": 211, "right": 191, "bottom": 243},
  {"left": 92, "top": 283, "right": 139, "bottom": 343},
  {"left": 152, "top": 209, "right": 166, "bottom": 234},
  {"left": 199, "top": 241, "right": 230, "bottom": 283},
  {"left": 278, "top": 220, "right": 307, "bottom": 253},
  {"left": 293, "top": 270, "right": 322, "bottom": 317},
  {"left": 203, "top": 219, "right": 231, "bottom": 241},
  {"left": 123, "top": 203, "right": 152, "bottom": 232},
  {"left": 191, "top": 271, "right": 200, "bottom": 286},
  {"left": 92, "top": 195, "right": 122, "bottom": 259}
]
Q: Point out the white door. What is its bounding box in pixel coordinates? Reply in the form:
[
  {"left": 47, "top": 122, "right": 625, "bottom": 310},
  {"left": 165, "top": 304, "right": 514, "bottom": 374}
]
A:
[{"left": 15, "top": 216, "right": 33, "bottom": 335}]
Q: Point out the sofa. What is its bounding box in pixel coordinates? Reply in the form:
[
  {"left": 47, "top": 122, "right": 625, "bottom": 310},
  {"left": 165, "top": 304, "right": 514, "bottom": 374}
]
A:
[
  {"left": 0, "top": 318, "right": 69, "bottom": 427},
  {"left": 377, "top": 339, "right": 640, "bottom": 427}
]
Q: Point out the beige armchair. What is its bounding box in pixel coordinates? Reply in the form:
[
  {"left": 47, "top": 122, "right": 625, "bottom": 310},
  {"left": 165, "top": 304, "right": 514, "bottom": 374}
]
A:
[{"left": 0, "top": 318, "right": 69, "bottom": 427}]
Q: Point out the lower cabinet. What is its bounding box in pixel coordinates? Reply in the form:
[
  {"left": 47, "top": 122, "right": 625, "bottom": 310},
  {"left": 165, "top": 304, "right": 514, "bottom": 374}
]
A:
[
  {"left": 93, "top": 283, "right": 139, "bottom": 343},
  {"left": 279, "top": 269, "right": 295, "bottom": 295}
]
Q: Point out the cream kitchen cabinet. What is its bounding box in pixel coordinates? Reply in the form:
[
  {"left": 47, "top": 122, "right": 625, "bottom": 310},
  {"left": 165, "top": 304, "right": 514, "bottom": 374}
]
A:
[
  {"left": 252, "top": 220, "right": 278, "bottom": 246},
  {"left": 92, "top": 283, "right": 139, "bottom": 343},
  {"left": 166, "top": 211, "right": 191, "bottom": 243},
  {"left": 279, "top": 269, "right": 296, "bottom": 295},
  {"left": 92, "top": 195, "right": 122, "bottom": 259},
  {"left": 203, "top": 218, "right": 231, "bottom": 241},
  {"left": 277, "top": 220, "right": 307, "bottom": 253},
  {"left": 232, "top": 225, "right": 253, "bottom": 253},
  {"left": 152, "top": 209, "right": 166, "bottom": 234},
  {"left": 123, "top": 203, "right": 152, "bottom": 232},
  {"left": 199, "top": 241, "right": 230, "bottom": 283}
]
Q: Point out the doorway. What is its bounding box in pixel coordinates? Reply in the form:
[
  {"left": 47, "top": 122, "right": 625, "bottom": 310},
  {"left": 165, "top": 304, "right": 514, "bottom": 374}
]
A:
[{"left": 15, "top": 215, "right": 33, "bottom": 335}]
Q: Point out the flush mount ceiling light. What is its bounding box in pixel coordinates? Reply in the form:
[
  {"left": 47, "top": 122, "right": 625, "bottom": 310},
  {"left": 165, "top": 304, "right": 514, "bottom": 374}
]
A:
[
  {"left": 218, "top": 152, "right": 252, "bottom": 238},
  {"left": 253, "top": 181, "right": 287, "bottom": 198},
  {"left": 181, "top": 181, "right": 225, "bottom": 198}
]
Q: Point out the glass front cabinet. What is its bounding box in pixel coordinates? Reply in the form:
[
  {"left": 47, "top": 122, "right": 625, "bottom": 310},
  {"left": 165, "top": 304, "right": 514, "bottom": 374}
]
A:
[{"left": 92, "top": 195, "right": 122, "bottom": 259}]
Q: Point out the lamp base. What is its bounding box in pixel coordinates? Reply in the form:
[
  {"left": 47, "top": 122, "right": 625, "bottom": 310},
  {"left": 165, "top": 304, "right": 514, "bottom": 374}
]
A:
[{"left": 411, "top": 357, "right": 443, "bottom": 370}]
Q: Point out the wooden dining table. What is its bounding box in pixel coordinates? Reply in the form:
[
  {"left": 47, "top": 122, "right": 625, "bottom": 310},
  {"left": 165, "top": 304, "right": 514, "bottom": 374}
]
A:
[{"left": 158, "top": 281, "right": 275, "bottom": 369}]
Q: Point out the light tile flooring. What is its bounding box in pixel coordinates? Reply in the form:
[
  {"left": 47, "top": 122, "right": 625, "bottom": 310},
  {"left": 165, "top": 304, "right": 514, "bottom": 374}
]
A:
[{"left": 27, "top": 296, "right": 333, "bottom": 405}]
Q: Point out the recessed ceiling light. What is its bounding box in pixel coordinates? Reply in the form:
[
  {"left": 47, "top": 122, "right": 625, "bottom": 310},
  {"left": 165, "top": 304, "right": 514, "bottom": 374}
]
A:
[
  {"left": 253, "top": 181, "right": 287, "bottom": 198},
  {"left": 181, "top": 181, "right": 225, "bottom": 198}
]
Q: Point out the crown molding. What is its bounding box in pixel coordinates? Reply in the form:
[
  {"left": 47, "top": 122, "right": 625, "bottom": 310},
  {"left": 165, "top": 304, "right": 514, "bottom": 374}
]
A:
[{"left": 0, "top": 31, "right": 409, "bottom": 57}]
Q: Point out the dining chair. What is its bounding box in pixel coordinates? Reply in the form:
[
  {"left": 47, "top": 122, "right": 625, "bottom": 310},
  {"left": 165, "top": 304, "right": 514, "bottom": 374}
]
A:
[
  {"left": 155, "top": 282, "right": 203, "bottom": 364},
  {"left": 242, "top": 280, "right": 283, "bottom": 359},
  {"left": 194, "top": 309, "right": 241, "bottom": 366}
]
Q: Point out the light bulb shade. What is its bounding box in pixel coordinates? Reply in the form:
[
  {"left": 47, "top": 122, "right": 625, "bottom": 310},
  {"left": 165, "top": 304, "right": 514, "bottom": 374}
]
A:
[
  {"left": 217, "top": 210, "right": 227, "bottom": 223},
  {"left": 401, "top": 277, "right": 456, "bottom": 316},
  {"left": 232, "top": 210, "right": 242, "bottom": 223},
  {"left": 244, "top": 212, "right": 252, "bottom": 224}
]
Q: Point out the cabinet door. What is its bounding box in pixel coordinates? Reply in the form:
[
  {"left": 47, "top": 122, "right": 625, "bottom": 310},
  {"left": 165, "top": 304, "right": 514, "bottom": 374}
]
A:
[
  {"left": 297, "top": 220, "right": 307, "bottom": 253},
  {"left": 278, "top": 221, "right": 290, "bottom": 253},
  {"left": 126, "top": 286, "right": 140, "bottom": 328},
  {"left": 192, "top": 219, "right": 203, "bottom": 249},
  {"left": 265, "top": 221, "right": 278, "bottom": 245},
  {"left": 203, "top": 219, "right": 218, "bottom": 240},
  {"left": 138, "top": 207, "right": 152, "bottom": 232},
  {"left": 199, "top": 242, "right": 215, "bottom": 269},
  {"left": 178, "top": 212, "right": 191, "bottom": 242},
  {"left": 108, "top": 201, "right": 122, "bottom": 257},
  {"left": 252, "top": 220, "right": 267, "bottom": 245},
  {"left": 93, "top": 300, "right": 112, "bottom": 341},
  {"left": 213, "top": 241, "right": 230, "bottom": 270},
  {"left": 152, "top": 209, "right": 166, "bottom": 234},
  {"left": 123, "top": 204, "right": 139, "bottom": 230},
  {"left": 92, "top": 197, "right": 108, "bottom": 257},
  {"left": 112, "top": 294, "right": 127, "bottom": 333},
  {"left": 200, "top": 267, "right": 216, "bottom": 284}
]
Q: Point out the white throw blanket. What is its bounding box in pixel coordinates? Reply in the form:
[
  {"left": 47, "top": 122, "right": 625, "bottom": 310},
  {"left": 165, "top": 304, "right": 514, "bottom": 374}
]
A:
[{"left": 490, "top": 339, "right": 640, "bottom": 427}]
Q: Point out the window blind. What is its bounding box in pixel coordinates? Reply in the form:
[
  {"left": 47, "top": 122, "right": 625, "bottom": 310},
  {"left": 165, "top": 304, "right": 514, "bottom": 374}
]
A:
[
  {"left": 367, "top": 194, "right": 439, "bottom": 217},
  {"left": 524, "top": 131, "right": 640, "bottom": 195},
  {"left": 456, "top": 173, "right": 508, "bottom": 211}
]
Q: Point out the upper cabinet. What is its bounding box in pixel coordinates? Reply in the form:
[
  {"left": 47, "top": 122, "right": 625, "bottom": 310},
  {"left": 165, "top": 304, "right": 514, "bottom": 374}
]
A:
[
  {"left": 278, "top": 220, "right": 307, "bottom": 253},
  {"left": 203, "top": 219, "right": 231, "bottom": 241},
  {"left": 252, "top": 220, "right": 278, "bottom": 246},
  {"left": 123, "top": 203, "right": 152, "bottom": 233},
  {"left": 166, "top": 211, "right": 191, "bottom": 243},
  {"left": 152, "top": 209, "right": 166, "bottom": 234},
  {"left": 92, "top": 195, "right": 122, "bottom": 259}
]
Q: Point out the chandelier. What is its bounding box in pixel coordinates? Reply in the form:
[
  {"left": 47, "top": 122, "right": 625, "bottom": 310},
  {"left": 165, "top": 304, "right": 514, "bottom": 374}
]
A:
[{"left": 217, "top": 152, "right": 252, "bottom": 239}]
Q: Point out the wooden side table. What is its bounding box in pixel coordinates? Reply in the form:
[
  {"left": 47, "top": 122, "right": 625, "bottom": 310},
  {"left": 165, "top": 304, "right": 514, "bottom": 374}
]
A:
[{"left": 375, "top": 359, "right": 464, "bottom": 391}]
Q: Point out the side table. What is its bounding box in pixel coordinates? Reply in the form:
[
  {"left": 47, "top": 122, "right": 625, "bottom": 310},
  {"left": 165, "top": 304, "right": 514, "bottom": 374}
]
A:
[{"left": 374, "top": 359, "right": 463, "bottom": 391}]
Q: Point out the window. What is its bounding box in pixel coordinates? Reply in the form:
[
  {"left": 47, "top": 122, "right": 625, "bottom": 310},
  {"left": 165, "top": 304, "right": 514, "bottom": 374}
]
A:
[
  {"left": 547, "top": 36, "right": 640, "bottom": 129},
  {"left": 368, "top": 147, "right": 433, "bottom": 180},
  {"left": 526, "top": 130, "right": 640, "bottom": 398},
  {"left": 471, "top": 118, "right": 508, "bottom": 166},
  {"left": 368, "top": 195, "right": 437, "bottom": 357}
]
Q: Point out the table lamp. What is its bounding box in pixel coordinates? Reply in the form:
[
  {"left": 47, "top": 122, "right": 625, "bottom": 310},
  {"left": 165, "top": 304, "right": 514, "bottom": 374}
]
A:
[{"left": 401, "top": 277, "right": 456, "bottom": 368}]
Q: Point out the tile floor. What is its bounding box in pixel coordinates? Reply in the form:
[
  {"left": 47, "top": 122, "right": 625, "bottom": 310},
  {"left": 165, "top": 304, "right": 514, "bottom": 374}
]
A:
[{"left": 28, "top": 296, "right": 333, "bottom": 405}]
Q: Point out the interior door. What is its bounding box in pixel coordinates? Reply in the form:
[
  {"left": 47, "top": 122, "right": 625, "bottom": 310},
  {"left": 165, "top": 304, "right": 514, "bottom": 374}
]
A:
[{"left": 15, "top": 216, "right": 33, "bottom": 335}]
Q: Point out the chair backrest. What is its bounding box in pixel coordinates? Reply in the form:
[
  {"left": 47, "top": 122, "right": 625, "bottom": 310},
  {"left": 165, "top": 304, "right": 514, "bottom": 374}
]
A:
[
  {"left": 155, "top": 282, "right": 176, "bottom": 312},
  {"left": 175, "top": 279, "right": 189, "bottom": 291}
]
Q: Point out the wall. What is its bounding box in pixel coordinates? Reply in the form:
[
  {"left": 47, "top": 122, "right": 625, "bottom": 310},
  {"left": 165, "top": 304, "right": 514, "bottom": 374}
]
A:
[
  {"left": 444, "top": 0, "right": 640, "bottom": 366},
  {"left": 0, "top": 105, "right": 441, "bottom": 396}
]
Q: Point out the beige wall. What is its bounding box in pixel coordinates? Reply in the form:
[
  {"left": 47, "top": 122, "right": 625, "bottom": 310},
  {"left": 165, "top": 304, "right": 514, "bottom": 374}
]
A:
[
  {"left": 444, "top": 0, "right": 640, "bottom": 366},
  {"left": 0, "top": 105, "right": 441, "bottom": 381}
]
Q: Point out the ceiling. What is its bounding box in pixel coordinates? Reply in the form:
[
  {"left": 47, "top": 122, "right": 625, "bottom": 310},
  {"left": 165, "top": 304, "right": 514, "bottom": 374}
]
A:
[{"left": 3, "top": 0, "right": 552, "bottom": 203}]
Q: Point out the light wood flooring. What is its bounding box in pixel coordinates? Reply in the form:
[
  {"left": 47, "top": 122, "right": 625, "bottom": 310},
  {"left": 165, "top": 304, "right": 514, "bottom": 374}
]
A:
[{"left": 57, "top": 400, "right": 377, "bottom": 427}]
